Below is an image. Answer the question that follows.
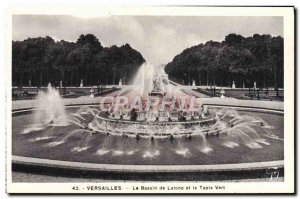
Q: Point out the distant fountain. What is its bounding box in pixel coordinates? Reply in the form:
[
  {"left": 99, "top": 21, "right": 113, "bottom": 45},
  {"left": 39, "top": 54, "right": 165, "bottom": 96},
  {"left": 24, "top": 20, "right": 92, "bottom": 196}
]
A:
[
  {"left": 232, "top": 81, "right": 236, "bottom": 89},
  {"left": 192, "top": 80, "right": 196, "bottom": 86}
]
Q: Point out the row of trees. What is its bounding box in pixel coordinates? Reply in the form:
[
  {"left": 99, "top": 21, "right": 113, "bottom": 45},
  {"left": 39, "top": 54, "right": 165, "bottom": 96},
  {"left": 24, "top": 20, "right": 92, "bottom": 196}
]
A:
[
  {"left": 12, "top": 34, "right": 145, "bottom": 87},
  {"left": 165, "top": 34, "right": 283, "bottom": 89}
]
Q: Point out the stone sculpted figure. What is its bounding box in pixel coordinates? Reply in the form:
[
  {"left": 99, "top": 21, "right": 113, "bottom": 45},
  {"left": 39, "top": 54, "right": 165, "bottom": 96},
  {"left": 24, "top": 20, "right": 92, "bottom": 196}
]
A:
[{"left": 152, "top": 76, "right": 161, "bottom": 92}]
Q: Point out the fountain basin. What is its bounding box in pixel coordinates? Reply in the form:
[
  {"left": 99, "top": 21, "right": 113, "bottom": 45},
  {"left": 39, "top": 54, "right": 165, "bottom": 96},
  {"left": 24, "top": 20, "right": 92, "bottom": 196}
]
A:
[
  {"left": 88, "top": 111, "right": 217, "bottom": 138},
  {"left": 12, "top": 105, "right": 283, "bottom": 169},
  {"left": 13, "top": 155, "right": 283, "bottom": 173}
]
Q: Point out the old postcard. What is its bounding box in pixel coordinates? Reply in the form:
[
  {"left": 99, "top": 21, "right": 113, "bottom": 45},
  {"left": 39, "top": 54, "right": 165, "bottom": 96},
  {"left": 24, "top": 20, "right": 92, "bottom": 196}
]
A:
[{"left": 6, "top": 6, "right": 294, "bottom": 194}]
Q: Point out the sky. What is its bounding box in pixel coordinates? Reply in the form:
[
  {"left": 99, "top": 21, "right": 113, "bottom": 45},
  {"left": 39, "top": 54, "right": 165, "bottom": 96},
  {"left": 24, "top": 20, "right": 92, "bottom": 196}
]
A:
[{"left": 12, "top": 15, "right": 283, "bottom": 65}]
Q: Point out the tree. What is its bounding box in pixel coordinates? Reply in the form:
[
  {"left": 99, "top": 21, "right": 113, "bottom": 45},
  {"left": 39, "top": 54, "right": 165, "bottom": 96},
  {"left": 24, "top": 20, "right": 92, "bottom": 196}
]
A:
[
  {"left": 12, "top": 35, "right": 145, "bottom": 87},
  {"left": 12, "top": 41, "right": 25, "bottom": 87},
  {"left": 14, "top": 36, "right": 55, "bottom": 87},
  {"left": 50, "top": 40, "right": 76, "bottom": 85},
  {"left": 165, "top": 33, "right": 283, "bottom": 88}
]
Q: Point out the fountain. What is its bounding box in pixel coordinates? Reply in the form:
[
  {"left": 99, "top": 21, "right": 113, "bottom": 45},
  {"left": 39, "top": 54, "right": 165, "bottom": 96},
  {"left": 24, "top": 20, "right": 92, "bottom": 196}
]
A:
[
  {"left": 84, "top": 63, "right": 219, "bottom": 139},
  {"left": 29, "top": 64, "right": 280, "bottom": 147},
  {"left": 12, "top": 63, "right": 284, "bottom": 181},
  {"left": 192, "top": 80, "right": 196, "bottom": 86},
  {"left": 21, "top": 83, "right": 69, "bottom": 135}
]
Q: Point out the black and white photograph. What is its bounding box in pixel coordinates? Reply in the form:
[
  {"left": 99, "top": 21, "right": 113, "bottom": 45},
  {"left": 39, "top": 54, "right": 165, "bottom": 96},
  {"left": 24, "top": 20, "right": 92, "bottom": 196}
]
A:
[{"left": 6, "top": 6, "right": 295, "bottom": 194}]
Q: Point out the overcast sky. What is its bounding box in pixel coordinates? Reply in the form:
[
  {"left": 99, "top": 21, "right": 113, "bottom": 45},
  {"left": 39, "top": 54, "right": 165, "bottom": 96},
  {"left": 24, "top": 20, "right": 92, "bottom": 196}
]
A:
[{"left": 12, "top": 15, "right": 283, "bottom": 65}]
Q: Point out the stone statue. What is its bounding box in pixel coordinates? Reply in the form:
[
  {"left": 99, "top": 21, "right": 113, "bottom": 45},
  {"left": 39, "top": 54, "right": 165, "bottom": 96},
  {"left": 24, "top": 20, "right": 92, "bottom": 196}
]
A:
[
  {"left": 152, "top": 76, "right": 161, "bottom": 92},
  {"left": 149, "top": 75, "right": 165, "bottom": 96}
]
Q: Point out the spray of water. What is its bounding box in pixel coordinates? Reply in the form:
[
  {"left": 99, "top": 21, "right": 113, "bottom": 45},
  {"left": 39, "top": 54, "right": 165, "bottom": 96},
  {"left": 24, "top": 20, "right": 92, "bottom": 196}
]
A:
[
  {"left": 21, "top": 84, "right": 69, "bottom": 135},
  {"left": 211, "top": 109, "right": 280, "bottom": 149},
  {"left": 34, "top": 84, "right": 69, "bottom": 126},
  {"left": 47, "top": 129, "right": 92, "bottom": 148}
]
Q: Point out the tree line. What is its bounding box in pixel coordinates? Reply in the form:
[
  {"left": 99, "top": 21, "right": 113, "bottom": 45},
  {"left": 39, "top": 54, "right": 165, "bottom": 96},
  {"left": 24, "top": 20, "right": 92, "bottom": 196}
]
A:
[
  {"left": 164, "top": 34, "right": 283, "bottom": 89},
  {"left": 12, "top": 34, "right": 145, "bottom": 87}
]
